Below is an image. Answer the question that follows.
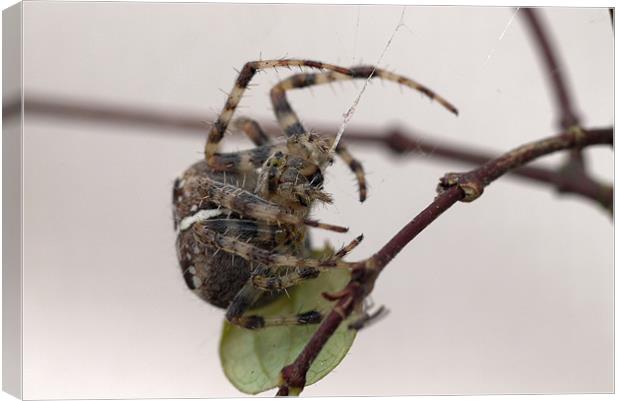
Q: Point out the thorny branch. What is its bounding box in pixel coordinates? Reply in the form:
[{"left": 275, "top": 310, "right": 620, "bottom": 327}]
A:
[{"left": 276, "top": 125, "right": 613, "bottom": 397}]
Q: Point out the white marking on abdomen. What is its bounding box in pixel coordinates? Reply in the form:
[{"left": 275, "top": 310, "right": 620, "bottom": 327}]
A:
[{"left": 179, "top": 209, "right": 223, "bottom": 231}]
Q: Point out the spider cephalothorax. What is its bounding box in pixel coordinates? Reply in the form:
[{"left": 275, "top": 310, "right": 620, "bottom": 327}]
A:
[
  {"left": 173, "top": 59, "right": 457, "bottom": 329},
  {"left": 256, "top": 133, "right": 334, "bottom": 209}
]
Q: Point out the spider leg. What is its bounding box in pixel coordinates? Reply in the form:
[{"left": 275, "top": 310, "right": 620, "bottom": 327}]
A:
[
  {"left": 198, "top": 218, "right": 293, "bottom": 248},
  {"left": 206, "top": 143, "right": 286, "bottom": 171},
  {"left": 334, "top": 143, "right": 367, "bottom": 202},
  {"left": 192, "top": 225, "right": 356, "bottom": 274},
  {"left": 223, "top": 233, "right": 364, "bottom": 329},
  {"left": 333, "top": 233, "right": 364, "bottom": 258},
  {"left": 225, "top": 281, "right": 262, "bottom": 326},
  {"left": 205, "top": 59, "right": 346, "bottom": 161},
  {"left": 206, "top": 59, "right": 449, "bottom": 160},
  {"left": 251, "top": 235, "right": 364, "bottom": 291},
  {"left": 180, "top": 175, "right": 347, "bottom": 232},
  {"left": 206, "top": 117, "right": 278, "bottom": 171},
  {"left": 193, "top": 223, "right": 362, "bottom": 292},
  {"left": 225, "top": 281, "right": 325, "bottom": 329},
  {"left": 270, "top": 66, "right": 458, "bottom": 139},
  {"left": 269, "top": 66, "right": 458, "bottom": 201},
  {"left": 233, "top": 116, "right": 272, "bottom": 146}
]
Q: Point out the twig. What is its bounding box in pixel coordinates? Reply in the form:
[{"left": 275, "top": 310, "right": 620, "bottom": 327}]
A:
[
  {"left": 342, "top": 127, "right": 613, "bottom": 214},
  {"left": 519, "top": 8, "right": 609, "bottom": 214},
  {"left": 520, "top": 8, "right": 580, "bottom": 129},
  {"left": 276, "top": 126, "right": 612, "bottom": 396}
]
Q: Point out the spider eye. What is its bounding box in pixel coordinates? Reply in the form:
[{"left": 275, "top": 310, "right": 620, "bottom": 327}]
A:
[{"left": 269, "top": 152, "right": 286, "bottom": 167}]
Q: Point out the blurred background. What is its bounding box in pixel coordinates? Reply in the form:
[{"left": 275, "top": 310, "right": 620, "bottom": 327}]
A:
[{"left": 13, "top": 3, "right": 613, "bottom": 398}]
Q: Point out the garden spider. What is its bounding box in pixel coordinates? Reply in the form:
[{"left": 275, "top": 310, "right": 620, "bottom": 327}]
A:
[{"left": 173, "top": 59, "right": 457, "bottom": 329}]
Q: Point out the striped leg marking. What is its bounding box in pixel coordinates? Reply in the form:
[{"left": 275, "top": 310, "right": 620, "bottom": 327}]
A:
[
  {"left": 206, "top": 59, "right": 364, "bottom": 161},
  {"left": 270, "top": 66, "right": 458, "bottom": 136},
  {"left": 233, "top": 117, "right": 272, "bottom": 146},
  {"left": 193, "top": 227, "right": 358, "bottom": 279},
  {"left": 198, "top": 218, "right": 291, "bottom": 247},
  {"left": 225, "top": 279, "right": 324, "bottom": 330},
  {"left": 250, "top": 235, "right": 364, "bottom": 291},
  {"left": 334, "top": 143, "right": 367, "bottom": 202},
  {"left": 206, "top": 143, "right": 286, "bottom": 171},
  {"left": 268, "top": 64, "right": 458, "bottom": 200},
  {"left": 230, "top": 310, "right": 324, "bottom": 330},
  {"left": 186, "top": 175, "right": 347, "bottom": 232}
]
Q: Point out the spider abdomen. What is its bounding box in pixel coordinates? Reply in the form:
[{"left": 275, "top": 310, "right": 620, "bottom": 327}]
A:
[
  {"left": 176, "top": 228, "right": 252, "bottom": 308},
  {"left": 173, "top": 160, "right": 302, "bottom": 308},
  {"left": 173, "top": 161, "right": 258, "bottom": 307}
]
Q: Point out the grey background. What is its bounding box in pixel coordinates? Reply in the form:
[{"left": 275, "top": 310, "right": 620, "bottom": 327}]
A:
[{"left": 19, "top": 3, "right": 612, "bottom": 398}]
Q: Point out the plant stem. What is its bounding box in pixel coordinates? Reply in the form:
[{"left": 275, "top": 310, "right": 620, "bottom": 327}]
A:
[{"left": 275, "top": 125, "right": 612, "bottom": 396}]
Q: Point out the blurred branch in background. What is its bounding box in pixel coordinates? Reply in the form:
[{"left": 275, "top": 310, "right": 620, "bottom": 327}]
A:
[
  {"left": 521, "top": 8, "right": 581, "bottom": 129},
  {"left": 3, "top": 95, "right": 612, "bottom": 213},
  {"left": 344, "top": 127, "right": 612, "bottom": 213},
  {"left": 520, "top": 8, "right": 611, "bottom": 214}
]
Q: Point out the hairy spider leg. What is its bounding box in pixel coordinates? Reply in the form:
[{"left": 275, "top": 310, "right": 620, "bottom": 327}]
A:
[
  {"left": 233, "top": 116, "right": 272, "bottom": 146},
  {"left": 225, "top": 280, "right": 326, "bottom": 329},
  {"left": 193, "top": 225, "right": 355, "bottom": 272},
  {"left": 333, "top": 233, "right": 364, "bottom": 258},
  {"left": 205, "top": 59, "right": 405, "bottom": 161},
  {"left": 183, "top": 175, "right": 347, "bottom": 232},
  {"left": 333, "top": 143, "right": 367, "bottom": 202},
  {"left": 223, "top": 235, "right": 363, "bottom": 329},
  {"left": 207, "top": 115, "right": 280, "bottom": 171},
  {"left": 197, "top": 218, "right": 293, "bottom": 247},
  {"left": 193, "top": 225, "right": 359, "bottom": 291},
  {"left": 269, "top": 66, "right": 459, "bottom": 201},
  {"left": 251, "top": 234, "right": 364, "bottom": 291},
  {"left": 206, "top": 143, "right": 286, "bottom": 171},
  {"left": 271, "top": 66, "right": 458, "bottom": 139}
]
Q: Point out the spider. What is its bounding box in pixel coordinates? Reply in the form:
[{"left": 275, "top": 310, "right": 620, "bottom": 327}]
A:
[{"left": 173, "top": 59, "right": 457, "bottom": 329}]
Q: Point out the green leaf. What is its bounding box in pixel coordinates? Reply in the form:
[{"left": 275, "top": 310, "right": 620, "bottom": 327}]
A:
[{"left": 219, "top": 248, "right": 358, "bottom": 395}]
